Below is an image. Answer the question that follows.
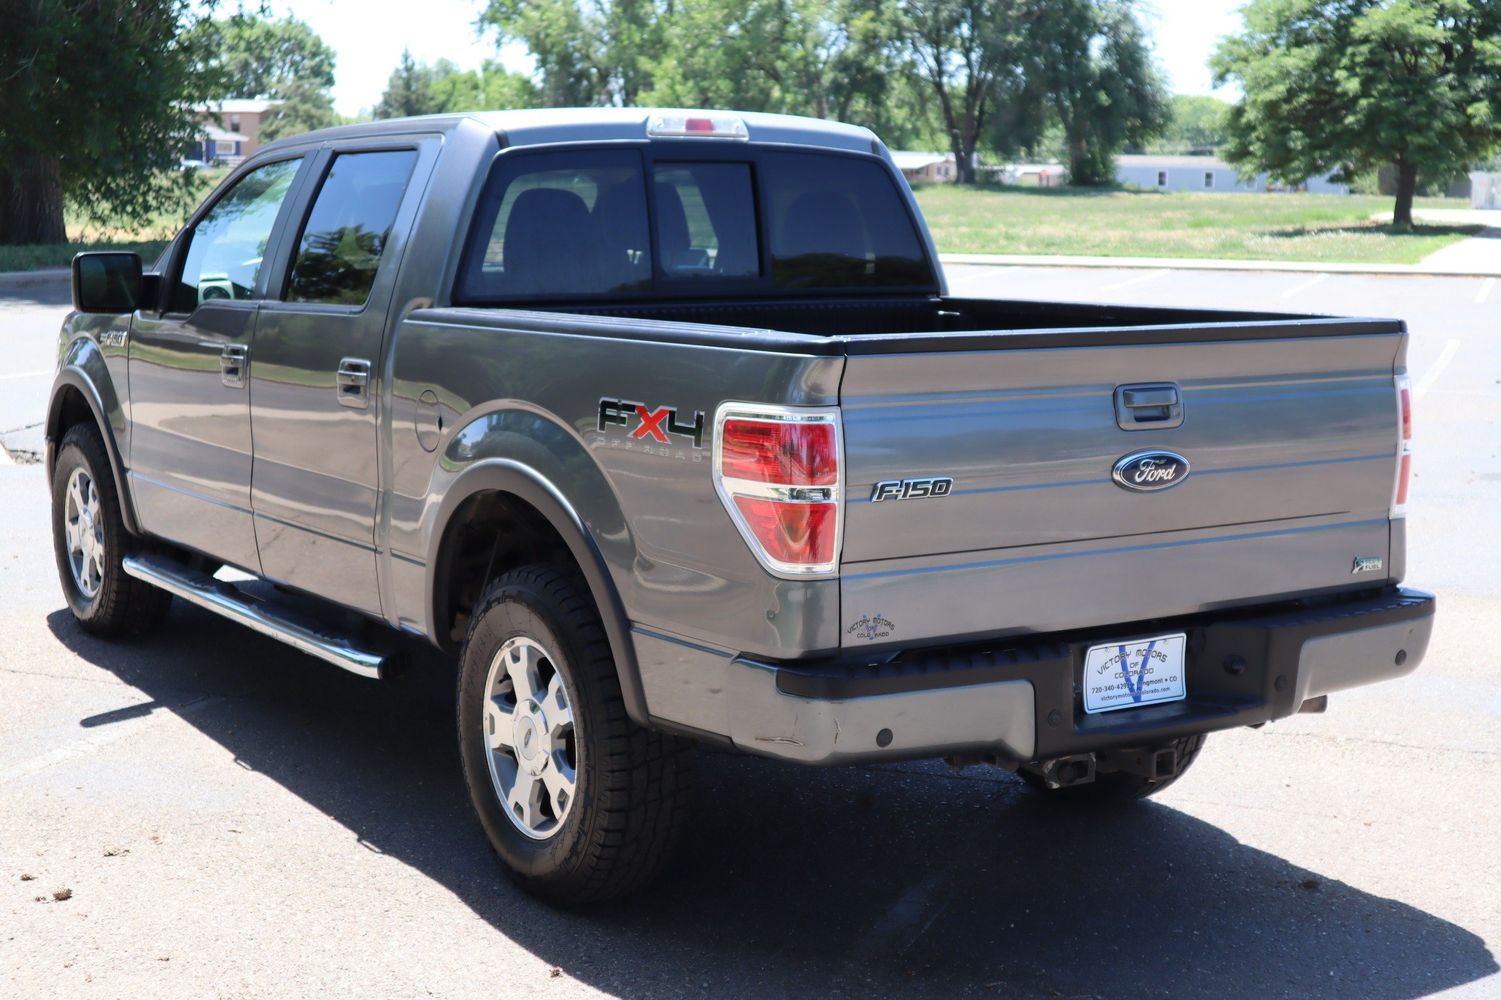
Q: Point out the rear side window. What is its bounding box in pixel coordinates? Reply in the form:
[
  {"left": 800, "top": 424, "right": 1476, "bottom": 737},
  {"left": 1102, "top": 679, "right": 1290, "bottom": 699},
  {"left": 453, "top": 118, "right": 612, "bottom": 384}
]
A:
[
  {"left": 652, "top": 163, "right": 759, "bottom": 280},
  {"left": 457, "top": 149, "right": 651, "bottom": 300},
  {"left": 286, "top": 149, "right": 418, "bottom": 305},
  {"left": 761, "top": 151, "right": 930, "bottom": 289},
  {"left": 172, "top": 157, "right": 301, "bottom": 312}
]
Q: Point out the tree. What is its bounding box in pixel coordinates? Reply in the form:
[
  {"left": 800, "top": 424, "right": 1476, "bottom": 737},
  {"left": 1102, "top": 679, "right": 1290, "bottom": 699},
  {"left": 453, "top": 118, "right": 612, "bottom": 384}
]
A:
[
  {"left": 428, "top": 60, "right": 543, "bottom": 112},
  {"left": 1147, "top": 95, "right": 1231, "bottom": 154},
  {"left": 1213, "top": 0, "right": 1501, "bottom": 226},
  {"left": 477, "top": 0, "right": 664, "bottom": 106},
  {"left": 0, "top": 0, "right": 216, "bottom": 244},
  {"left": 1026, "top": 0, "right": 1169, "bottom": 185},
  {"left": 901, "top": 0, "right": 1030, "bottom": 183},
  {"left": 375, "top": 50, "right": 441, "bottom": 118},
  {"left": 194, "top": 13, "right": 339, "bottom": 141}
]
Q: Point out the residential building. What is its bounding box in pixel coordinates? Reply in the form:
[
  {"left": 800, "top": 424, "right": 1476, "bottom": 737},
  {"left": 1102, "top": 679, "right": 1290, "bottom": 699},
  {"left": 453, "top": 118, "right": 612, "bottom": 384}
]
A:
[
  {"left": 191, "top": 99, "right": 277, "bottom": 166},
  {"left": 891, "top": 150, "right": 957, "bottom": 184},
  {"left": 1115, "top": 154, "right": 1349, "bottom": 195}
]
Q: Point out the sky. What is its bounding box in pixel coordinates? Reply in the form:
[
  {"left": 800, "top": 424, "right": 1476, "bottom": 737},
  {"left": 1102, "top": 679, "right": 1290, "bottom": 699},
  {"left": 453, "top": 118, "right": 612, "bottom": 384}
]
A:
[{"left": 269, "top": 0, "right": 1245, "bottom": 118}]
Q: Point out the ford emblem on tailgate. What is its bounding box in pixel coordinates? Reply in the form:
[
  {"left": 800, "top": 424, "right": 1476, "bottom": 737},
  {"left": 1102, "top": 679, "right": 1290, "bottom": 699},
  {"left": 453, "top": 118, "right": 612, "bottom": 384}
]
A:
[{"left": 1112, "top": 451, "right": 1190, "bottom": 492}]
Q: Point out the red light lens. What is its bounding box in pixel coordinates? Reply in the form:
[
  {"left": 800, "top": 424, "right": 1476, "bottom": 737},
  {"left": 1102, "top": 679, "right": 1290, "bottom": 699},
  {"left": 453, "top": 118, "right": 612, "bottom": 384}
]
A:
[
  {"left": 685, "top": 117, "right": 714, "bottom": 133},
  {"left": 1400, "top": 386, "right": 1412, "bottom": 441},
  {"left": 1395, "top": 452, "right": 1411, "bottom": 506},
  {"left": 721, "top": 419, "right": 837, "bottom": 485},
  {"left": 733, "top": 497, "right": 837, "bottom": 565}
]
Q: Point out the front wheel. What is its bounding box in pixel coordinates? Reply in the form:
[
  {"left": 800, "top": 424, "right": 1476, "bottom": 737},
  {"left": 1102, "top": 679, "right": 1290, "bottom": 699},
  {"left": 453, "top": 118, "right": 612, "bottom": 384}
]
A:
[
  {"left": 50, "top": 423, "right": 171, "bottom": 636},
  {"left": 456, "top": 565, "right": 693, "bottom": 903}
]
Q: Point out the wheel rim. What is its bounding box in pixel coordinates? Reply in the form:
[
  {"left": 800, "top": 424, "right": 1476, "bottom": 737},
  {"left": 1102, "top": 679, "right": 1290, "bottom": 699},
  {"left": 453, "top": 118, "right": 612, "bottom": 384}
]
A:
[
  {"left": 482, "top": 636, "right": 578, "bottom": 841},
  {"left": 64, "top": 467, "right": 105, "bottom": 599}
]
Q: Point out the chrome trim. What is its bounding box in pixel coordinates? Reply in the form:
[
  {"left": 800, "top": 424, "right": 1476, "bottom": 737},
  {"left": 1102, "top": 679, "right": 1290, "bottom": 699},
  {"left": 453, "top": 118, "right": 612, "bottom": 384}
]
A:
[{"left": 121, "top": 554, "right": 388, "bottom": 679}]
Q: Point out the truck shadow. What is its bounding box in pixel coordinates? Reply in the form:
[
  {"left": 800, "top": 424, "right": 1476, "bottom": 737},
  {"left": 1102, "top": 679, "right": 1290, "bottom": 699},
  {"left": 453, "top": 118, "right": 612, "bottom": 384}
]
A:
[{"left": 48, "top": 605, "right": 1498, "bottom": 1000}]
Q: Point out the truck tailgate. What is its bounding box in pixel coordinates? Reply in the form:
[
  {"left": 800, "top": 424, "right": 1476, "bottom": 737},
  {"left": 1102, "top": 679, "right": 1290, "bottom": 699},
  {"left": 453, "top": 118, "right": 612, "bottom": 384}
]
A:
[{"left": 837, "top": 320, "right": 1404, "bottom": 648}]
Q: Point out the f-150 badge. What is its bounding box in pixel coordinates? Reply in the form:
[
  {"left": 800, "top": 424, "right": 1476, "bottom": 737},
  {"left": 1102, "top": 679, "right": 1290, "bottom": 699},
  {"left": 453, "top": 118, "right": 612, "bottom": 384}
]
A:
[
  {"left": 598, "top": 398, "right": 705, "bottom": 448},
  {"left": 870, "top": 477, "right": 954, "bottom": 502}
]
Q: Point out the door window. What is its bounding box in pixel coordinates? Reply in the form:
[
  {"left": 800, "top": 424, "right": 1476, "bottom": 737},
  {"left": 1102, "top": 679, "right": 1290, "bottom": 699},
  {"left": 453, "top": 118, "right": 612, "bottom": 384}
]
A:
[
  {"left": 171, "top": 157, "right": 301, "bottom": 312},
  {"left": 286, "top": 149, "right": 419, "bottom": 306}
]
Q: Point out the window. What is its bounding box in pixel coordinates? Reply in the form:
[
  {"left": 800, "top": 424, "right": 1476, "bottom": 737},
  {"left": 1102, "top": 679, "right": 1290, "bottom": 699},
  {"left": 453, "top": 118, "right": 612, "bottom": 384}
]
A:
[
  {"left": 172, "top": 157, "right": 301, "bottom": 312},
  {"left": 652, "top": 163, "right": 759, "bottom": 280},
  {"left": 1157, "top": 170, "right": 1167, "bottom": 187},
  {"left": 761, "top": 151, "right": 929, "bottom": 290},
  {"left": 1204, "top": 171, "right": 1215, "bottom": 190},
  {"left": 215, "top": 140, "right": 237, "bottom": 155},
  {"left": 458, "top": 149, "right": 651, "bottom": 300},
  {"left": 286, "top": 149, "right": 418, "bottom": 305},
  {"left": 229, "top": 114, "right": 241, "bottom": 132}
]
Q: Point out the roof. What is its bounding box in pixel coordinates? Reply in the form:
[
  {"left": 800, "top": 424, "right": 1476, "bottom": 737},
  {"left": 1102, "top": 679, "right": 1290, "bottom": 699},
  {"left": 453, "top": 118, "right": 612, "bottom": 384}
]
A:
[
  {"left": 202, "top": 124, "right": 249, "bottom": 142},
  {"left": 1116, "top": 154, "right": 1231, "bottom": 169},
  {"left": 199, "top": 99, "right": 277, "bottom": 115},
  {"left": 890, "top": 150, "right": 952, "bottom": 170},
  {"left": 259, "top": 108, "right": 880, "bottom": 157}
]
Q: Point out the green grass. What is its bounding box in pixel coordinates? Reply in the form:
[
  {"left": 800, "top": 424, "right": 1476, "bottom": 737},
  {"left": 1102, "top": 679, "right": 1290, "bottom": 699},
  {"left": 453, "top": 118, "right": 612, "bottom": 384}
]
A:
[
  {"left": 0, "top": 239, "right": 173, "bottom": 273},
  {"left": 913, "top": 185, "right": 1479, "bottom": 264}
]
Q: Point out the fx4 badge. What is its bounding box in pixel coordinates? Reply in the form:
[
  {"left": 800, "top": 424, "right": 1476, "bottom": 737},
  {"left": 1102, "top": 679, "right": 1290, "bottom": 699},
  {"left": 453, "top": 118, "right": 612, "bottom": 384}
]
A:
[
  {"left": 598, "top": 398, "right": 705, "bottom": 448},
  {"left": 870, "top": 477, "right": 953, "bottom": 502}
]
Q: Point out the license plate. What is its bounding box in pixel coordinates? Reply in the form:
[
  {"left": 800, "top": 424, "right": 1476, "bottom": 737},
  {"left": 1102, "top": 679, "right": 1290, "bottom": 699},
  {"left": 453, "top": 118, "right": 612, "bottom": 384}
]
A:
[{"left": 1081, "top": 633, "right": 1187, "bottom": 714}]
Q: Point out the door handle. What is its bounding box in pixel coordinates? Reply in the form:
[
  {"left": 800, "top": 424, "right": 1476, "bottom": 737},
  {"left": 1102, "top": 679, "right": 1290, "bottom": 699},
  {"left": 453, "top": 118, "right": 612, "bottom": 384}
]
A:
[
  {"left": 219, "top": 344, "right": 248, "bottom": 388},
  {"left": 1114, "top": 382, "right": 1184, "bottom": 429},
  {"left": 336, "top": 358, "right": 372, "bottom": 409}
]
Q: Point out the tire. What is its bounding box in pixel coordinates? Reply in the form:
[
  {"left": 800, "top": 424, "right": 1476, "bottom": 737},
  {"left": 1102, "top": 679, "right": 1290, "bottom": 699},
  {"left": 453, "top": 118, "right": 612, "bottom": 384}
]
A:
[
  {"left": 1020, "top": 734, "right": 1207, "bottom": 805},
  {"left": 50, "top": 423, "right": 172, "bottom": 637},
  {"left": 456, "top": 564, "right": 693, "bottom": 903}
]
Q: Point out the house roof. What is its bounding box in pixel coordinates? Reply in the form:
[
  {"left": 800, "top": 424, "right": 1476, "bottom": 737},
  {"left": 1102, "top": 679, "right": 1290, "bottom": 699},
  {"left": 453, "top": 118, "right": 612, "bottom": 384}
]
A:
[
  {"left": 1116, "top": 154, "right": 1230, "bottom": 169},
  {"left": 890, "top": 150, "right": 952, "bottom": 170},
  {"left": 199, "top": 98, "right": 277, "bottom": 115}
]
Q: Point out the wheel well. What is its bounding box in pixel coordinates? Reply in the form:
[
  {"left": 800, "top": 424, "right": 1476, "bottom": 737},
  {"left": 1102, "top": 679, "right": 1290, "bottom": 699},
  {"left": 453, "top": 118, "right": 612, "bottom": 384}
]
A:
[
  {"left": 50, "top": 385, "right": 93, "bottom": 444},
  {"left": 435, "top": 490, "right": 579, "bottom": 647}
]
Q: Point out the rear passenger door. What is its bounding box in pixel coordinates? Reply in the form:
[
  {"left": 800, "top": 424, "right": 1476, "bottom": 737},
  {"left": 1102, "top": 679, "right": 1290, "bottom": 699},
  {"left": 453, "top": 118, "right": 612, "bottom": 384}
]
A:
[{"left": 249, "top": 144, "right": 427, "bottom": 615}]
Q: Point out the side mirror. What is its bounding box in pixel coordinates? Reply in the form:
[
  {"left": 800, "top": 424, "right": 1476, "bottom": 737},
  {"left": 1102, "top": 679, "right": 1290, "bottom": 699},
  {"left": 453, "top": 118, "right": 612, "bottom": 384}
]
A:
[{"left": 72, "top": 252, "right": 143, "bottom": 314}]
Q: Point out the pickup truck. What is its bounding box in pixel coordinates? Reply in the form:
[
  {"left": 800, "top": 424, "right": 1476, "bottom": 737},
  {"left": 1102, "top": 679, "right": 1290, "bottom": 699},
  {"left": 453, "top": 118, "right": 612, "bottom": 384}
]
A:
[{"left": 50, "top": 108, "right": 1434, "bottom": 903}]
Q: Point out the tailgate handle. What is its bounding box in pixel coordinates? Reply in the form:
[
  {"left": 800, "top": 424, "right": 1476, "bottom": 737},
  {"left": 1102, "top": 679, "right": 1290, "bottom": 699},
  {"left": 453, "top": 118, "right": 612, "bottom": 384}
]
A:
[{"left": 1115, "top": 383, "right": 1184, "bottom": 430}]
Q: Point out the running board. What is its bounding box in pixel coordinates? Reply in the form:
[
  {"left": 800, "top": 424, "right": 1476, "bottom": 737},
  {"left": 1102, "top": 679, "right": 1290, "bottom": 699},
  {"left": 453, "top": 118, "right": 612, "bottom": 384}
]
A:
[{"left": 121, "top": 554, "right": 390, "bottom": 680}]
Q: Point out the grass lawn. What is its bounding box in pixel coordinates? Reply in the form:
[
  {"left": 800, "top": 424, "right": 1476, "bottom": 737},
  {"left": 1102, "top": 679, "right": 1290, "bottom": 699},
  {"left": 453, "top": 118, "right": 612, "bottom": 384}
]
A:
[{"left": 914, "top": 185, "right": 1479, "bottom": 264}]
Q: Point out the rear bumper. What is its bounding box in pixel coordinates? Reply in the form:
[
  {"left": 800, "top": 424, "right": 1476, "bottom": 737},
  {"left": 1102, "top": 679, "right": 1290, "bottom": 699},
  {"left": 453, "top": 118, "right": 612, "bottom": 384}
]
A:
[{"left": 643, "top": 586, "right": 1434, "bottom": 765}]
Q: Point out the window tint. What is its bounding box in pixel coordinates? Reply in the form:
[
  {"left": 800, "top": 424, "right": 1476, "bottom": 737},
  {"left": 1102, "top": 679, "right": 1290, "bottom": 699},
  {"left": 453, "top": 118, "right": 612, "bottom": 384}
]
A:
[
  {"left": 652, "top": 163, "right": 759, "bottom": 280},
  {"left": 761, "top": 151, "right": 929, "bottom": 289},
  {"left": 286, "top": 149, "right": 418, "bottom": 305},
  {"left": 172, "top": 157, "right": 300, "bottom": 312},
  {"left": 457, "top": 149, "right": 651, "bottom": 300}
]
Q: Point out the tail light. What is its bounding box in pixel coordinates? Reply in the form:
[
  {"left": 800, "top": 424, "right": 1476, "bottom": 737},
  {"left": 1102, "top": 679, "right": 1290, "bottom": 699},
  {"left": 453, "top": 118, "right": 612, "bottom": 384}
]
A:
[
  {"left": 713, "top": 403, "right": 842, "bottom": 576},
  {"left": 1392, "top": 373, "right": 1412, "bottom": 517}
]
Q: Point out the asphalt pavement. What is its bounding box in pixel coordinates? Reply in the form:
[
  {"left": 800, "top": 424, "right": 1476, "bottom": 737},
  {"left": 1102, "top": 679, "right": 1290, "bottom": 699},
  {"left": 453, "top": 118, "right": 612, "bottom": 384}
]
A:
[{"left": 1, "top": 267, "right": 1497, "bottom": 999}]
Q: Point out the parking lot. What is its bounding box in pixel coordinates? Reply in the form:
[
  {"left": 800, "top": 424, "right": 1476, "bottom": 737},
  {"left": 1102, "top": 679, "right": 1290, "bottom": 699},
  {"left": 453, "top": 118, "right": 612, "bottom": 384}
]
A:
[{"left": 2, "top": 266, "right": 1498, "bottom": 999}]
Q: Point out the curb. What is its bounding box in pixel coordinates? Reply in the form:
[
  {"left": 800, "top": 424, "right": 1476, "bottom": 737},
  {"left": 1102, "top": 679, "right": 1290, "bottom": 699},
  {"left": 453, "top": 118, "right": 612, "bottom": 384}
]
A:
[
  {"left": 938, "top": 253, "right": 1501, "bottom": 278},
  {"left": 0, "top": 268, "right": 69, "bottom": 291}
]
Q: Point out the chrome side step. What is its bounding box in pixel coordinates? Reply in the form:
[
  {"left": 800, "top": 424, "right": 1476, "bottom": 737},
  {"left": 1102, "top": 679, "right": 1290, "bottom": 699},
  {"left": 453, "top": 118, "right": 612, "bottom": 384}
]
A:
[{"left": 122, "top": 554, "right": 390, "bottom": 680}]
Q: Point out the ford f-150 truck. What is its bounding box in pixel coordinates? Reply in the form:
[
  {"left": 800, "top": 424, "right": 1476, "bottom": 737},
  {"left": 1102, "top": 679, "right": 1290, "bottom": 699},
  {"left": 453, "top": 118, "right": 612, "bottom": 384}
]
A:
[{"left": 50, "top": 108, "right": 1434, "bottom": 903}]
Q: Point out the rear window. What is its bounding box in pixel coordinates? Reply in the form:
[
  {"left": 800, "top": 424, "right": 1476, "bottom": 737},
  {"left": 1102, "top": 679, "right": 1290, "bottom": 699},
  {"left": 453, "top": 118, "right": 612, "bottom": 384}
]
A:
[{"left": 454, "top": 146, "right": 932, "bottom": 303}]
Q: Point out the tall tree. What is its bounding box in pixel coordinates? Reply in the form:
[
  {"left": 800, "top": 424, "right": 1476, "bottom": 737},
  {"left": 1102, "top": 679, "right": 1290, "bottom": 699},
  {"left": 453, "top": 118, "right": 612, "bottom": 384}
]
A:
[
  {"left": 428, "top": 59, "right": 544, "bottom": 112},
  {"left": 1213, "top": 0, "right": 1501, "bottom": 226},
  {"left": 375, "top": 50, "right": 441, "bottom": 119},
  {"left": 0, "top": 0, "right": 216, "bottom": 244},
  {"left": 901, "top": 0, "right": 1029, "bottom": 183},
  {"left": 477, "top": 0, "right": 664, "bottom": 106},
  {"left": 1147, "top": 95, "right": 1232, "bottom": 155},
  {"left": 194, "top": 13, "right": 339, "bottom": 141},
  {"left": 1027, "top": 0, "right": 1169, "bottom": 185}
]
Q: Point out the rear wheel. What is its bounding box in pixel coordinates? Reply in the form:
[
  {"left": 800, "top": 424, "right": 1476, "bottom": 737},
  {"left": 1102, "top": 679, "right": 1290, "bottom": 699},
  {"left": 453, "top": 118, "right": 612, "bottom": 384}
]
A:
[
  {"left": 50, "top": 423, "right": 171, "bottom": 636},
  {"left": 1021, "top": 734, "right": 1207, "bottom": 805},
  {"left": 456, "top": 564, "right": 693, "bottom": 903}
]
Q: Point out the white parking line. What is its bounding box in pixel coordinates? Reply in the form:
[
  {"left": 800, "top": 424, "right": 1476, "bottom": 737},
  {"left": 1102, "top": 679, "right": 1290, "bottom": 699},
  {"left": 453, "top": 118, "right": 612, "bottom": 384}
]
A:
[
  {"left": 1414, "top": 339, "right": 1461, "bottom": 401},
  {"left": 0, "top": 696, "right": 222, "bottom": 784},
  {"left": 1099, "top": 269, "right": 1169, "bottom": 293},
  {"left": 1279, "top": 273, "right": 1329, "bottom": 299},
  {"left": 0, "top": 444, "right": 13, "bottom": 467},
  {"left": 1477, "top": 278, "right": 1495, "bottom": 305},
  {"left": 0, "top": 369, "right": 52, "bottom": 381}
]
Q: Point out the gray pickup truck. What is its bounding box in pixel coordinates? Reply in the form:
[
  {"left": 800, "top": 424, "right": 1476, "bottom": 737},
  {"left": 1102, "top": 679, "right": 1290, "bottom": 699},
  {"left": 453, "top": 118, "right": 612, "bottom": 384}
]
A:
[{"left": 51, "top": 108, "right": 1433, "bottom": 902}]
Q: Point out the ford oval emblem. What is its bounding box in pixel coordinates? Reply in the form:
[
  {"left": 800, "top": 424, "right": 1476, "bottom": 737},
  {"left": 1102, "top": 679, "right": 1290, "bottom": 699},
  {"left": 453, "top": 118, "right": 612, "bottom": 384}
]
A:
[{"left": 1112, "top": 451, "right": 1190, "bottom": 492}]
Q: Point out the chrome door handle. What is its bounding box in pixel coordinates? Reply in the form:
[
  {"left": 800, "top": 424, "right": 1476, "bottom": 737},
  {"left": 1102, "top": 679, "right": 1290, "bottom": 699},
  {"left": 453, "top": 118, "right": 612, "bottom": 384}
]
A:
[
  {"left": 220, "top": 344, "right": 248, "bottom": 388},
  {"left": 336, "top": 358, "right": 372, "bottom": 409}
]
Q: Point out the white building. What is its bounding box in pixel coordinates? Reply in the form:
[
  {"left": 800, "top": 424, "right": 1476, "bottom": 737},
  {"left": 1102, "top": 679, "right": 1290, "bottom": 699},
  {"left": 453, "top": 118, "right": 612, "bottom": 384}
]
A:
[
  {"left": 1115, "top": 154, "right": 1349, "bottom": 195},
  {"left": 891, "top": 150, "right": 957, "bottom": 184},
  {"left": 1470, "top": 172, "right": 1501, "bottom": 209}
]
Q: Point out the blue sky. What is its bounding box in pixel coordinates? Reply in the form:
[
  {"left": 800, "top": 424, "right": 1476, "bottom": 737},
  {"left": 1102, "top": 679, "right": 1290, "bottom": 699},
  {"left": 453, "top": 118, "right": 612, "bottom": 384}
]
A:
[{"left": 270, "top": 0, "right": 1245, "bottom": 117}]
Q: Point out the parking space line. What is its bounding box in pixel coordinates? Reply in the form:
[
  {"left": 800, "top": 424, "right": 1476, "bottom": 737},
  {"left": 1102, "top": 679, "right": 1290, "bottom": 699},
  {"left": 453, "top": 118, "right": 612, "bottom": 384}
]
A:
[
  {"left": 1414, "top": 339, "right": 1461, "bottom": 401},
  {"left": 1477, "top": 278, "right": 1495, "bottom": 305},
  {"left": 1279, "top": 273, "right": 1329, "bottom": 299},
  {"left": 0, "top": 695, "right": 221, "bottom": 784},
  {"left": 0, "top": 369, "right": 52, "bottom": 381},
  {"left": 846, "top": 869, "right": 951, "bottom": 965},
  {"left": 1099, "top": 269, "right": 1169, "bottom": 292}
]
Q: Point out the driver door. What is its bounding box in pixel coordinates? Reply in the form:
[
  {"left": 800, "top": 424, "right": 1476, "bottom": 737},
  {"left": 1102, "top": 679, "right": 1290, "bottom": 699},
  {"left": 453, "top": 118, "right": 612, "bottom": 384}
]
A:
[{"left": 128, "top": 155, "right": 310, "bottom": 570}]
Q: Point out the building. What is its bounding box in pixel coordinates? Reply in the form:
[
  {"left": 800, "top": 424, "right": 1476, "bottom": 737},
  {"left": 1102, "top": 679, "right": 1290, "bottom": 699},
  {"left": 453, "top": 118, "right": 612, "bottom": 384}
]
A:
[
  {"left": 1472, "top": 172, "right": 1501, "bottom": 210},
  {"left": 191, "top": 99, "right": 277, "bottom": 166},
  {"left": 891, "top": 150, "right": 957, "bottom": 184},
  {"left": 1114, "top": 154, "right": 1349, "bottom": 195}
]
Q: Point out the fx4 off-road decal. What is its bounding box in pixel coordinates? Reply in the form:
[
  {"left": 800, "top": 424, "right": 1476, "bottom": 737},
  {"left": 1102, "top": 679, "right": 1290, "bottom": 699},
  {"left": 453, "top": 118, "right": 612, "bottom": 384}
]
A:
[{"left": 598, "top": 398, "right": 705, "bottom": 448}]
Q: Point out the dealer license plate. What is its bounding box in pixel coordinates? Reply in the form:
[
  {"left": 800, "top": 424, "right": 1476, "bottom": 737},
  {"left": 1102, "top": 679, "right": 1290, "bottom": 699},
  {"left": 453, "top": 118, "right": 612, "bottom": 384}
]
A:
[{"left": 1081, "top": 633, "right": 1188, "bottom": 714}]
